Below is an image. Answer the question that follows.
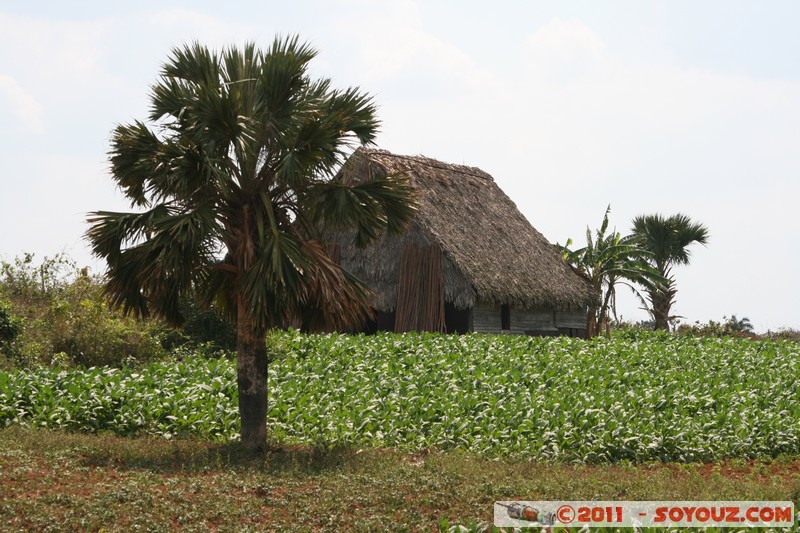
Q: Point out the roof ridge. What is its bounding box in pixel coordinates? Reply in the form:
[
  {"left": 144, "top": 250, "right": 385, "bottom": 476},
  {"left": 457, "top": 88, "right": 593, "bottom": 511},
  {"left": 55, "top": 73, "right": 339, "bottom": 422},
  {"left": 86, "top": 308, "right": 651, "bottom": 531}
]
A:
[{"left": 365, "top": 149, "right": 494, "bottom": 182}]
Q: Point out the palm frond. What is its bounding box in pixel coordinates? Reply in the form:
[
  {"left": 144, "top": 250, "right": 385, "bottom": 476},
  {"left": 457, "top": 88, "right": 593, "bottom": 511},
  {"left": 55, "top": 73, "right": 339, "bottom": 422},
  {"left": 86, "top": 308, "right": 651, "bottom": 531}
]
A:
[
  {"left": 306, "top": 175, "right": 416, "bottom": 247},
  {"left": 160, "top": 41, "right": 221, "bottom": 91},
  {"left": 109, "top": 122, "right": 166, "bottom": 206},
  {"left": 87, "top": 204, "right": 220, "bottom": 324},
  {"left": 89, "top": 37, "right": 408, "bottom": 335},
  {"left": 291, "top": 239, "right": 374, "bottom": 332},
  {"left": 631, "top": 213, "right": 709, "bottom": 267},
  {"left": 86, "top": 205, "right": 173, "bottom": 259}
]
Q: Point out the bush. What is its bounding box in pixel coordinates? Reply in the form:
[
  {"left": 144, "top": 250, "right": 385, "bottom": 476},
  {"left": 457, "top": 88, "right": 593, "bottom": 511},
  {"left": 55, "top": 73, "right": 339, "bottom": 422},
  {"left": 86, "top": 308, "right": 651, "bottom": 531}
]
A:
[
  {"left": 0, "top": 253, "right": 175, "bottom": 367},
  {"left": 0, "top": 303, "right": 20, "bottom": 345},
  {"left": 0, "top": 302, "right": 23, "bottom": 369},
  {"left": 675, "top": 315, "right": 758, "bottom": 339},
  {"left": 179, "top": 298, "right": 236, "bottom": 350},
  {"left": 764, "top": 328, "right": 800, "bottom": 342}
]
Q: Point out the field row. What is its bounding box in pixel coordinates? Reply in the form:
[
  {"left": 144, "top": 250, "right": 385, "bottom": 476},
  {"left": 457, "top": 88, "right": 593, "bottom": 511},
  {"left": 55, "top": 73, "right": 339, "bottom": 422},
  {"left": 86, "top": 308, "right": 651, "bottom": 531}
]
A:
[{"left": 2, "top": 331, "right": 799, "bottom": 462}]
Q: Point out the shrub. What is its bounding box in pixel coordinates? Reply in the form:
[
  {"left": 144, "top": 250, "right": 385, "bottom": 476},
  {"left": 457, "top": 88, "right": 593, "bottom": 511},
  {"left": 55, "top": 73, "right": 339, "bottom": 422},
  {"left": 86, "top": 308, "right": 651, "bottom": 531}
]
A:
[
  {"left": 179, "top": 298, "right": 236, "bottom": 350},
  {"left": 0, "top": 253, "right": 175, "bottom": 367},
  {"left": 675, "top": 315, "right": 758, "bottom": 339},
  {"left": 0, "top": 302, "right": 23, "bottom": 369},
  {"left": 0, "top": 303, "right": 20, "bottom": 345},
  {"left": 765, "top": 328, "right": 800, "bottom": 342}
]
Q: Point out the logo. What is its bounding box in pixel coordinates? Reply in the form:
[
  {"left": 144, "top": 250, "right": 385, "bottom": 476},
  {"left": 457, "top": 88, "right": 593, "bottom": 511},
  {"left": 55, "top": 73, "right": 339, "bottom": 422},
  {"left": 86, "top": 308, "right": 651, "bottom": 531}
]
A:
[{"left": 496, "top": 502, "right": 556, "bottom": 525}]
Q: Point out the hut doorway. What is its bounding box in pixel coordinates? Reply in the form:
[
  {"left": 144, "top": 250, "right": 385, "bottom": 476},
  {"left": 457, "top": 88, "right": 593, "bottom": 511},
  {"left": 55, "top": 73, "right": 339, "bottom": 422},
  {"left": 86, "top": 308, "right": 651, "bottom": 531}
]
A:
[{"left": 444, "top": 303, "right": 470, "bottom": 334}]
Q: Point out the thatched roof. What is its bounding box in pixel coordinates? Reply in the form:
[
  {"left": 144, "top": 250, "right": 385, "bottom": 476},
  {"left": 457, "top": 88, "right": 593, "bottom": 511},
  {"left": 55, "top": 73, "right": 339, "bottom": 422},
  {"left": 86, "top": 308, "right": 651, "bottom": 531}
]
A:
[{"left": 332, "top": 148, "right": 596, "bottom": 311}]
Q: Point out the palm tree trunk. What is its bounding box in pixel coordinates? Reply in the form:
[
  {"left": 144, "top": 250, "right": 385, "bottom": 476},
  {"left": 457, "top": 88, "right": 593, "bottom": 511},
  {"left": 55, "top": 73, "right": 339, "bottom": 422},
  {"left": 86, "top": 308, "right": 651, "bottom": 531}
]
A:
[
  {"left": 650, "top": 288, "right": 671, "bottom": 331},
  {"left": 236, "top": 295, "right": 268, "bottom": 450}
]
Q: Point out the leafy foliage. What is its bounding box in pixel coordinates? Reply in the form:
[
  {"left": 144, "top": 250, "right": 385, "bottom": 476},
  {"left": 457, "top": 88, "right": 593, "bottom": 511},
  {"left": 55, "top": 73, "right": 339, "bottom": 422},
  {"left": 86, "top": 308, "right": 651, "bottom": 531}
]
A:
[
  {"left": 676, "top": 315, "right": 757, "bottom": 338},
  {"left": 0, "top": 358, "right": 237, "bottom": 441},
  {"left": 631, "top": 213, "right": 709, "bottom": 330},
  {"left": 0, "top": 303, "right": 21, "bottom": 346},
  {"left": 0, "top": 254, "right": 172, "bottom": 368},
  {"left": 86, "top": 38, "right": 415, "bottom": 332},
  {"left": 765, "top": 328, "right": 800, "bottom": 342},
  {"left": 3, "top": 331, "right": 799, "bottom": 463},
  {"left": 178, "top": 297, "right": 236, "bottom": 350},
  {"left": 559, "top": 206, "right": 663, "bottom": 337},
  {"left": 85, "top": 38, "right": 416, "bottom": 447}
]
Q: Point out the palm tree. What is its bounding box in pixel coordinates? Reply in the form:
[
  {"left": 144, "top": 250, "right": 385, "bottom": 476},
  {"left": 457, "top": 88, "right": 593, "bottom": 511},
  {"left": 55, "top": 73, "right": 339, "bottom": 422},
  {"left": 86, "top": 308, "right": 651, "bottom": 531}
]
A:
[
  {"left": 726, "top": 314, "right": 754, "bottom": 334},
  {"left": 559, "top": 206, "right": 663, "bottom": 337},
  {"left": 85, "top": 39, "right": 415, "bottom": 449},
  {"left": 631, "top": 213, "right": 709, "bottom": 331}
]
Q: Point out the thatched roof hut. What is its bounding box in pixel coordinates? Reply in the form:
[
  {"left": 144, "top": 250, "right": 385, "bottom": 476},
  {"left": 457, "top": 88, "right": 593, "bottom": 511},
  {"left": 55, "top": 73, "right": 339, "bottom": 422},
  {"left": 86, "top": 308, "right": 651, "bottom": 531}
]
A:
[{"left": 330, "top": 148, "right": 596, "bottom": 336}]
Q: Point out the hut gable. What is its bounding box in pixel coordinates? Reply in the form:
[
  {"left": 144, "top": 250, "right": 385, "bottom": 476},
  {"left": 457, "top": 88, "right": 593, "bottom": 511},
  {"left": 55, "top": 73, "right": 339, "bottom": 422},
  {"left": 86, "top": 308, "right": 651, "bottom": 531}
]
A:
[{"left": 334, "top": 148, "right": 596, "bottom": 315}]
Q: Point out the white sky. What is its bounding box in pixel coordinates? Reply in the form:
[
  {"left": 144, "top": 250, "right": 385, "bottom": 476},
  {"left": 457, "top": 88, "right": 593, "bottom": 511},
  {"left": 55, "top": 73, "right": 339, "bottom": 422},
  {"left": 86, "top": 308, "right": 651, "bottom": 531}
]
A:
[{"left": 1, "top": 0, "right": 798, "bottom": 332}]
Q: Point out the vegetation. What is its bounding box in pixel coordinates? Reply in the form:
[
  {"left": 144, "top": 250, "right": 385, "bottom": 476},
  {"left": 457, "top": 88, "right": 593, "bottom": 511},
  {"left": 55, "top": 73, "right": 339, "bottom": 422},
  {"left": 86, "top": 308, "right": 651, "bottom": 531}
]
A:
[
  {"left": 766, "top": 328, "right": 800, "bottom": 342},
  {"left": 3, "top": 426, "right": 798, "bottom": 532},
  {"left": 0, "top": 253, "right": 237, "bottom": 369},
  {"left": 0, "top": 32, "right": 788, "bottom": 532},
  {"left": 561, "top": 210, "right": 710, "bottom": 336},
  {"left": 86, "top": 38, "right": 415, "bottom": 449},
  {"left": 631, "top": 213, "right": 710, "bottom": 331},
  {"left": 3, "top": 330, "right": 799, "bottom": 463},
  {"left": 0, "top": 254, "right": 174, "bottom": 369},
  {"left": 677, "top": 315, "right": 757, "bottom": 338},
  {"left": 559, "top": 207, "right": 663, "bottom": 337},
  {"left": 0, "top": 302, "right": 21, "bottom": 349}
]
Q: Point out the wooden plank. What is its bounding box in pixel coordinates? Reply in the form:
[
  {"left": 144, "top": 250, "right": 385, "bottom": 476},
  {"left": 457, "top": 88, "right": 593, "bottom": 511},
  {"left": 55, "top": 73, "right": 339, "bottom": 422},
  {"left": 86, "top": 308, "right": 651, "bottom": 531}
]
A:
[
  {"left": 512, "top": 308, "right": 556, "bottom": 334},
  {"left": 472, "top": 303, "right": 501, "bottom": 333},
  {"left": 473, "top": 304, "right": 559, "bottom": 335},
  {"left": 555, "top": 311, "right": 587, "bottom": 329}
]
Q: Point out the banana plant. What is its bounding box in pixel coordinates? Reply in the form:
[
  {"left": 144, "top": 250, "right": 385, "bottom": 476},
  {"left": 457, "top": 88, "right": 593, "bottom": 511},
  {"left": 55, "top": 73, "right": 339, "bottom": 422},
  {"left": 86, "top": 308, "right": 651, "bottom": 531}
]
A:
[{"left": 558, "top": 206, "right": 665, "bottom": 337}]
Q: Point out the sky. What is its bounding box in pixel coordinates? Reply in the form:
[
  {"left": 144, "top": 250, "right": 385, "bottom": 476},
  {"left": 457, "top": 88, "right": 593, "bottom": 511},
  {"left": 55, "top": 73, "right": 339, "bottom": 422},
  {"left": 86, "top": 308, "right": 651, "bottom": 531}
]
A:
[{"left": 1, "top": 0, "right": 798, "bottom": 332}]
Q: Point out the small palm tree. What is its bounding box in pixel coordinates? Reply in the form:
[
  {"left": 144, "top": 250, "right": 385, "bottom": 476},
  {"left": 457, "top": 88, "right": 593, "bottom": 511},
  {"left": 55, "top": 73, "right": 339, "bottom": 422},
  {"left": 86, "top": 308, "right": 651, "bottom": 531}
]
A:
[
  {"left": 559, "top": 206, "right": 663, "bottom": 338},
  {"left": 631, "top": 213, "right": 709, "bottom": 331},
  {"left": 86, "top": 39, "right": 415, "bottom": 449},
  {"left": 727, "top": 315, "right": 755, "bottom": 334}
]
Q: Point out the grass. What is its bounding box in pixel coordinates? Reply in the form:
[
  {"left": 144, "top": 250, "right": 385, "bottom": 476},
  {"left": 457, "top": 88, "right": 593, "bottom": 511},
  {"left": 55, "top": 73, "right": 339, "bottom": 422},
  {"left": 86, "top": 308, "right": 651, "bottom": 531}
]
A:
[{"left": 1, "top": 426, "right": 799, "bottom": 532}]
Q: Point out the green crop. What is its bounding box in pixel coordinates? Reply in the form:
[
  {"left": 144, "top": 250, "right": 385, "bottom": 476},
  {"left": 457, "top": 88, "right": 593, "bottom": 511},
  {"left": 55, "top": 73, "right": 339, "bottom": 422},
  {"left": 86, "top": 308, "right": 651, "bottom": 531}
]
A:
[
  {"left": 2, "top": 331, "right": 799, "bottom": 463},
  {"left": 0, "top": 358, "right": 239, "bottom": 441}
]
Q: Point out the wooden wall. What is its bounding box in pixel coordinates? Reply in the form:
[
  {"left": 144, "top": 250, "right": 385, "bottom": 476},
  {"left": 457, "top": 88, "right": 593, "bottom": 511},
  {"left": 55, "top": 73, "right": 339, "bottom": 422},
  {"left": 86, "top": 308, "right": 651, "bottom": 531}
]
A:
[
  {"left": 472, "top": 303, "right": 501, "bottom": 333},
  {"left": 366, "top": 302, "right": 587, "bottom": 338},
  {"left": 554, "top": 311, "right": 586, "bottom": 329},
  {"left": 554, "top": 310, "right": 587, "bottom": 338},
  {"left": 472, "top": 303, "right": 563, "bottom": 336},
  {"left": 512, "top": 308, "right": 558, "bottom": 335}
]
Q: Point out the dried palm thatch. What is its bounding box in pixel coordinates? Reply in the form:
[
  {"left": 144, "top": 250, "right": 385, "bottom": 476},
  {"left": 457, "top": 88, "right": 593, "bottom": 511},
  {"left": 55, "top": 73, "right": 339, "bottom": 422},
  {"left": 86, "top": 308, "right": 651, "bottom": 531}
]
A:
[
  {"left": 330, "top": 148, "right": 597, "bottom": 313},
  {"left": 395, "top": 242, "right": 445, "bottom": 332}
]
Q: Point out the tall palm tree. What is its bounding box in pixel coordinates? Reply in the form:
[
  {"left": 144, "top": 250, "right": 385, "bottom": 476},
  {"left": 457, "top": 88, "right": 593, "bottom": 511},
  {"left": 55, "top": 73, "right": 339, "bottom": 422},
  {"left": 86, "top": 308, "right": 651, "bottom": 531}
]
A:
[
  {"left": 631, "top": 213, "right": 709, "bottom": 331},
  {"left": 85, "top": 39, "right": 415, "bottom": 449},
  {"left": 559, "top": 206, "right": 663, "bottom": 338}
]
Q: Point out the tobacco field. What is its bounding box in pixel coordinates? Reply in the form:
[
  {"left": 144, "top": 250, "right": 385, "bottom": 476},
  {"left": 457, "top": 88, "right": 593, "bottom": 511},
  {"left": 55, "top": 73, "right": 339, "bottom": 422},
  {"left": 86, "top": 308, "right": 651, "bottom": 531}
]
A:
[{"left": 1, "top": 331, "right": 799, "bottom": 463}]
